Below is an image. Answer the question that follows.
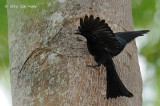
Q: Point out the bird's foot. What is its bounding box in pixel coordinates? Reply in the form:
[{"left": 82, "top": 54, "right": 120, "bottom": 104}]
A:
[{"left": 87, "top": 65, "right": 100, "bottom": 70}]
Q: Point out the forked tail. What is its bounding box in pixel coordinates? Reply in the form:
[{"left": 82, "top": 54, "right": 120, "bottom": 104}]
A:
[{"left": 106, "top": 66, "right": 133, "bottom": 99}]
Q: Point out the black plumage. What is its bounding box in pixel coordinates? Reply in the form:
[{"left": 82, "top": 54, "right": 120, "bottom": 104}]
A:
[{"left": 75, "top": 15, "right": 149, "bottom": 99}]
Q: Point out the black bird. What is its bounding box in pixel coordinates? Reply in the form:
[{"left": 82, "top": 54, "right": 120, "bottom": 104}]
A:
[{"left": 75, "top": 15, "right": 149, "bottom": 99}]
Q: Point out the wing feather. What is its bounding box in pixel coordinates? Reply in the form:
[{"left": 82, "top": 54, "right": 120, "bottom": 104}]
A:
[{"left": 78, "top": 15, "right": 123, "bottom": 56}]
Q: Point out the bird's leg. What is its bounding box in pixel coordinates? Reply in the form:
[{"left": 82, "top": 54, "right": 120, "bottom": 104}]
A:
[{"left": 87, "top": 63, "right": 101, "bottom": 70}]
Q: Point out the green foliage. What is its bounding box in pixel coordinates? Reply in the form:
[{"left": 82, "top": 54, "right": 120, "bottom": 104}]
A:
[
  {"left": 132, "top": 0, "right": 156, "bottom": 27},
  {"left": 140, "top": 40, "right": 160, "bottom": 65},
  {"left": 132, "top": 0, "right": 160, "bottom": 106},
  {"left": 140, "top": 39, "right": 160, "bottom": 106},
  {"left": 0, "top": 0, "right": 9, "bottom": 72}
]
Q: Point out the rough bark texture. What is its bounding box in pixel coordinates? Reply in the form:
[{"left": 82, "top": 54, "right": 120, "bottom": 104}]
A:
[{"left": 8, "top": 0, "right": 142, "bottom": 106}]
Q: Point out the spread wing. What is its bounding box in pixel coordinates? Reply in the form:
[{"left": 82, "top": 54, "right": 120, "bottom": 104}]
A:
[
  {"left": 115, "top": 30, "right": 149, "bottom": 46},
  {"left": 79, "top": 15, "right": 123, "bottom": 56}
]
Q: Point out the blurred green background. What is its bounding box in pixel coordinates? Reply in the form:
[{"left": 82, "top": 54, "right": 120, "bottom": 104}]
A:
[{"left": 0, "top": 0, "right": 160, "bottom": 105}]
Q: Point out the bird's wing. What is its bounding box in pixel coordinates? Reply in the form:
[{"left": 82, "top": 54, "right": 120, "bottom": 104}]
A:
[
  {"left": 114, "top": 30, "right": 149, "bottom": 54},
  {"left": 115, "top": 30, "right": 149, "bottom": 46},
  {"left": 79, "top": 15, "right": 123, "bottom": 56}
]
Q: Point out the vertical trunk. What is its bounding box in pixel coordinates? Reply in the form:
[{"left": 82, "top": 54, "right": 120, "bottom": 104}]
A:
[{"left": 8, "top": 0, "right": 142, "bottom": 106}]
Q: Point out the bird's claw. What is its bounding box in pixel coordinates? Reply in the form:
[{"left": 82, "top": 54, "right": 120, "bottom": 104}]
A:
[{"left": 87, "top": 65, "right": 99, "bottom": 70}]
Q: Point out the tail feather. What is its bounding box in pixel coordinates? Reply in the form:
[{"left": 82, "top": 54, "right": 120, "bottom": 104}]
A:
[{"left": 106, "top": 66, "right": 133, "bottom": 99}]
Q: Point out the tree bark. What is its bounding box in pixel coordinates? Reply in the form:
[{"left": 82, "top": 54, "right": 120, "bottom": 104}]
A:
[{"left": 8, "top": 0, "right": 142, "bottom": 106}]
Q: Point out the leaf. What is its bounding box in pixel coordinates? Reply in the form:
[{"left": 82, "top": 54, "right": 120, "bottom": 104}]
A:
[{"left": 132, "top": 0, "right": 156, "bottom": 27}]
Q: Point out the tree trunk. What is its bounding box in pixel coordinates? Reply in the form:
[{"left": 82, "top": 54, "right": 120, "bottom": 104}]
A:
[{"left": 8, "top": 0, "right": 142, "bottom": 106}]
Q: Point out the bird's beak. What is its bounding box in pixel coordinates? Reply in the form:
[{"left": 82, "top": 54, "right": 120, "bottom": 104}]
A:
[{"left": 75, "top": 30, "right": 81, "bottom": 35}]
